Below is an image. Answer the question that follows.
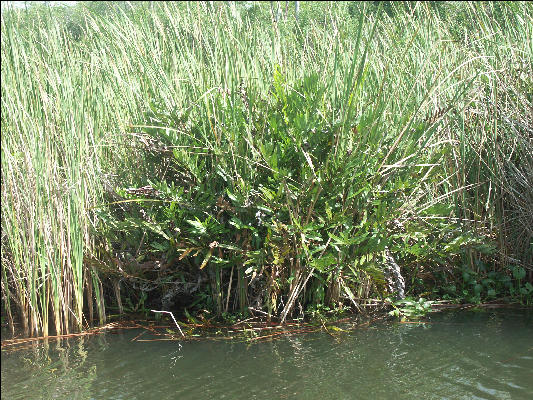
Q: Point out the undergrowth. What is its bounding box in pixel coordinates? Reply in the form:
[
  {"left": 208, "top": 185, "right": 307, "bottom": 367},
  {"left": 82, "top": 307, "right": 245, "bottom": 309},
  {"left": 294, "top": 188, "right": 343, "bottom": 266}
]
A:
[{"left": 1, "top": 1, "right": 532, "bottom": 337}]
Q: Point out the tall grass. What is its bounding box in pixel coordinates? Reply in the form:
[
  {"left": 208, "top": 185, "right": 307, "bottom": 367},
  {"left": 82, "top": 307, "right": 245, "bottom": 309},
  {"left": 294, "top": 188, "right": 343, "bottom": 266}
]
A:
[
  {"left": 1, "top": 1, "right": 531, "bottom": 336},
  {"left": 1, "top": 5, "right": 111, "bottom": 335}
]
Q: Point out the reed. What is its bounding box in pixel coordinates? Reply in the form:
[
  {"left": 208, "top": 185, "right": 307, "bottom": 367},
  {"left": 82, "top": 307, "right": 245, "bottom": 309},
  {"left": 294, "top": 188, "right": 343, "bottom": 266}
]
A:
[{"left": 1, "top": 1, "right": 531, "bottom": 336}]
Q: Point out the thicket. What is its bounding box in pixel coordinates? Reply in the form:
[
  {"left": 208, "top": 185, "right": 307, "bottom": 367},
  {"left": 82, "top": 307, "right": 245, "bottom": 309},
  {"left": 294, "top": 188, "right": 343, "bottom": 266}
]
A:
[{"left": 1, "top": 1, "right": 532, "bottom": 337}]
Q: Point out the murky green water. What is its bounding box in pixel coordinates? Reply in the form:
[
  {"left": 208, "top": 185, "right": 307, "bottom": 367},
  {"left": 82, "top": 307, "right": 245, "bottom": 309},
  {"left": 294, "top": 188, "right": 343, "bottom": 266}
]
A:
[{"left": 2, "top": 309, "right": 532, "bottom": 400}]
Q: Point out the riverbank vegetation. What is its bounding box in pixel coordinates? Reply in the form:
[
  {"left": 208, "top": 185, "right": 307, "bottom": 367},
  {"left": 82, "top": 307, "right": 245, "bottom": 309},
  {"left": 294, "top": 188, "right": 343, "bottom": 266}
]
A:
[{"left": 1, "top": 1, "right": 532, "bottom": 338}]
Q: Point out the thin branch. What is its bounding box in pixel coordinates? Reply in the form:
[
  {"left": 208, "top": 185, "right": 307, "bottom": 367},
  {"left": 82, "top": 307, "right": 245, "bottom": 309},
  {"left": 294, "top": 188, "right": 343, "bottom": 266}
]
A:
[{"left": 151, "top": 310, "right": 185, "bottom": 337}]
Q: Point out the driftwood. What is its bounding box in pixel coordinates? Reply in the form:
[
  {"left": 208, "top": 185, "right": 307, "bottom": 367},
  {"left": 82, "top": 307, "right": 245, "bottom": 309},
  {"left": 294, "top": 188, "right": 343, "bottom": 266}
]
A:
[
  {"left": 2, "top": 299, "right": 522, "bottom": 351},
  {"left": 1, "top": 321, "right": 140, "bottom": 349}
]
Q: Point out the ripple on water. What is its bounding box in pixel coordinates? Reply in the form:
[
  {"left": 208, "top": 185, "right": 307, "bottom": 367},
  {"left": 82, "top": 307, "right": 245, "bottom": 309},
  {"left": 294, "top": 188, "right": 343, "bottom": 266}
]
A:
[{"left": 2, "top": 309, "right": 533, "bottom": 400}]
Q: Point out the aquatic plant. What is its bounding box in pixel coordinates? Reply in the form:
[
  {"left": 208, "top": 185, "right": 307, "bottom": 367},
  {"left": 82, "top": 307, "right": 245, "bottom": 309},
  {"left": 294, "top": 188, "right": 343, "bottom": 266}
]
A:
[
  {"left": 1, "top": 1, "right": 531, "bottom": 336},
  {"left": 387, "top": 297, "right": 435, "bottom": 321}
]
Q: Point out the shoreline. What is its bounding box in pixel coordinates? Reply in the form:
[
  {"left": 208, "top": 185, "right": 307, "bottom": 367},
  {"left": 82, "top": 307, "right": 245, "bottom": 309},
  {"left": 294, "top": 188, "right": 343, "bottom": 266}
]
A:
[{"left": 2, "top": 300, "right": 529, "bottom": 351}]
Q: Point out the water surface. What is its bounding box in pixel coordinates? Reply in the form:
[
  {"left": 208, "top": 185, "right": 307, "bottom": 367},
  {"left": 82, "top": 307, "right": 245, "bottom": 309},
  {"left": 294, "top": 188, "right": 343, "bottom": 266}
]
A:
[{"left": 2, "top": 309, "right": 532, "bottom": 399}]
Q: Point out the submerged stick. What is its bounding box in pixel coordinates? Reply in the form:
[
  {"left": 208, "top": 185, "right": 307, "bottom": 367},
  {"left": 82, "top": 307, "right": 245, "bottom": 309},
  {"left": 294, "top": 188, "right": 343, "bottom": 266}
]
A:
[
  {"left": 250, "top": 328, "right": 318, "bottom": 342},
  {"left": 151, "top": 310, "right": 185, "bottom": 337},
  {"left": 0, "top": 321, "right": 140, "bottom": 348},
  {"left": 131, "top": 329, "right": 147, "bottom": 342}
]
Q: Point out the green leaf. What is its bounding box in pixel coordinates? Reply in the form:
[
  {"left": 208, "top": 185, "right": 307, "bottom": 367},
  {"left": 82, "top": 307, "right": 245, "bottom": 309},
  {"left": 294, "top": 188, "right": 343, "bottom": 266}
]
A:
[
  {"left": 187, "top": 218, "right": 207, "bottom": 236},
  {"left": 199, "top": 249, "right": 213, "bottom": 270},
  {"left": 512, "top": 266, "right": 526, "bottom": 280},
  {"left": 473, "top": 284, "right": 483, "bottom": 295},
  {"left": 311, "top": 254, "right": 337, "bottom": 272}
]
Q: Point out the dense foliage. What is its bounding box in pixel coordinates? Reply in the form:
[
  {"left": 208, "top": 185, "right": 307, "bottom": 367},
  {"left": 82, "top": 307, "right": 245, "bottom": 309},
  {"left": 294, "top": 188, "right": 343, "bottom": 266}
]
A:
[{"left": 1, "top": 1, "right": 532, "bottom": 337}]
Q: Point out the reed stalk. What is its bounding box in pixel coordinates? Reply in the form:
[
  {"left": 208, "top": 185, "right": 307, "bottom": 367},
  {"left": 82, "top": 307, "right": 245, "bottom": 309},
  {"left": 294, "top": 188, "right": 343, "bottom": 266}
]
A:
[{"left": 1, "top": 1, "right": 531, "bottom": 335}]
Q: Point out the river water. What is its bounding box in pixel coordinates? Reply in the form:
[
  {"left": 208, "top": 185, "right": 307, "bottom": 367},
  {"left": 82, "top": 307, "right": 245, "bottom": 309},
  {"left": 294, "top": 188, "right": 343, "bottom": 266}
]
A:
[{"left": 2, "top": 308, "right": 532, "bottom": 399}]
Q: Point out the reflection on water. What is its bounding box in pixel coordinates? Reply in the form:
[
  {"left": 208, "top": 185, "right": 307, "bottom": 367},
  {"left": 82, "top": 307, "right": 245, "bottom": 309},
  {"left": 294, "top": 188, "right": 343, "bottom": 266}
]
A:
[{"left": 2, "top": 309, "right": 533, "bottom": 400}]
